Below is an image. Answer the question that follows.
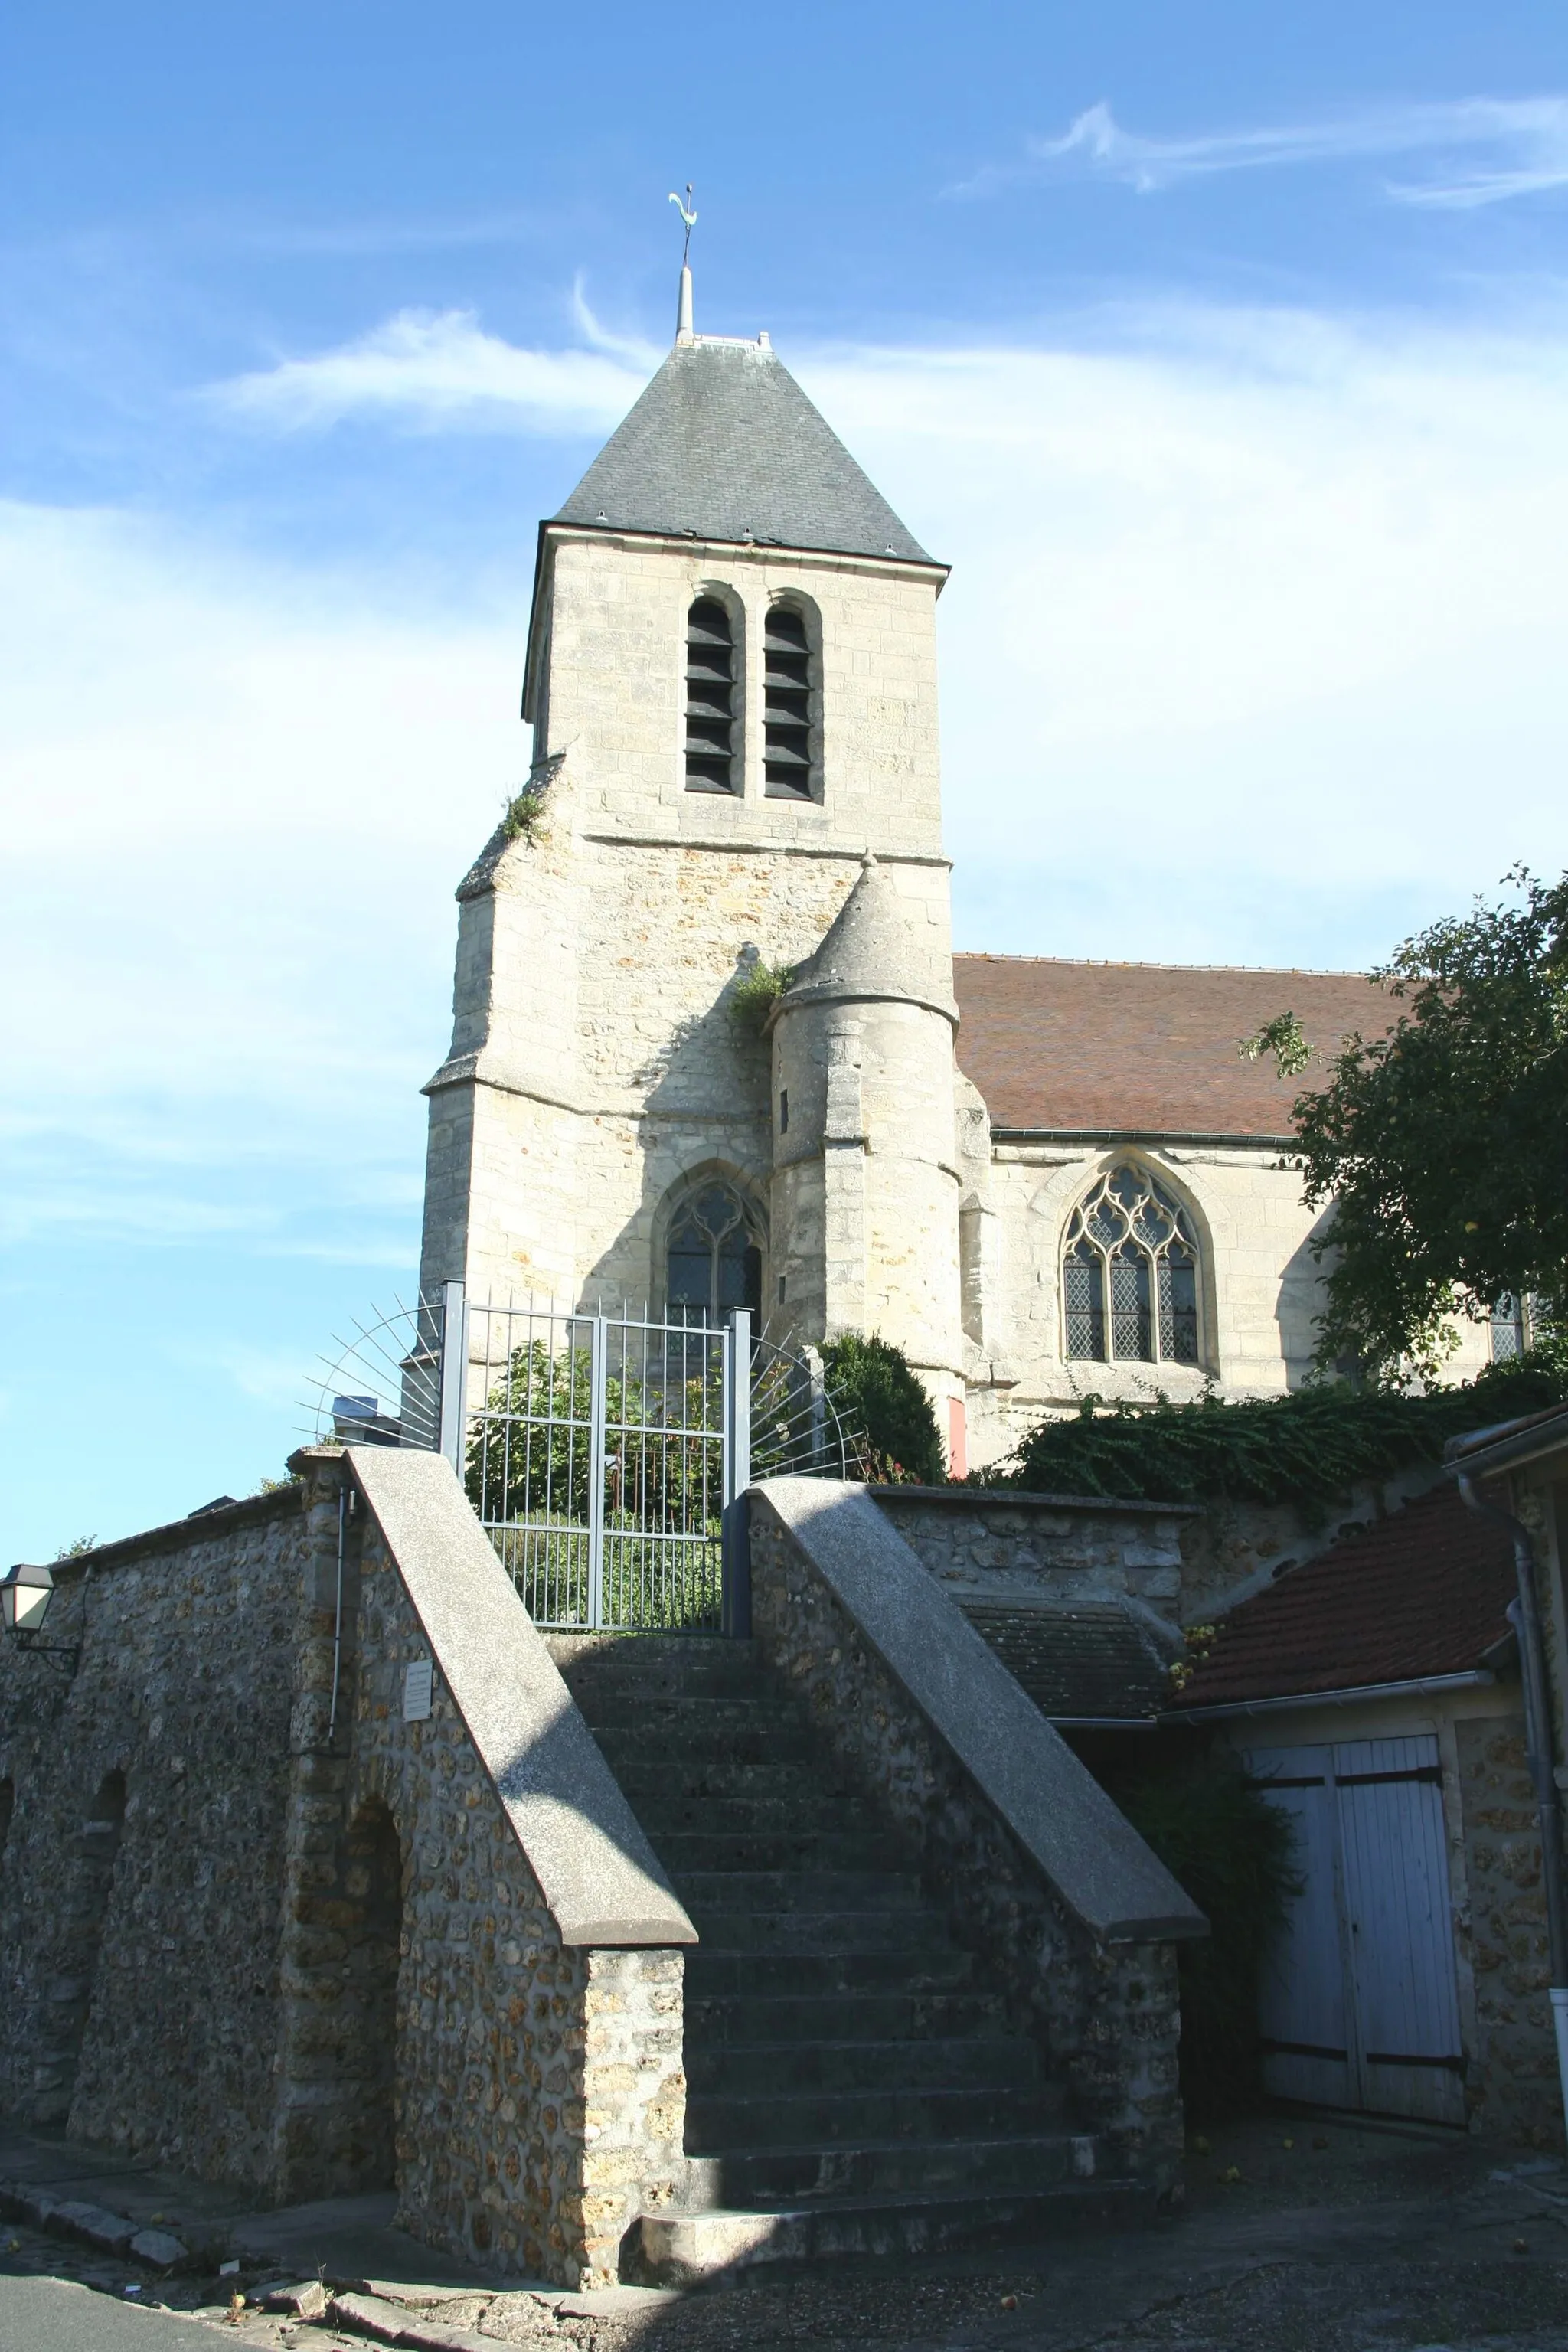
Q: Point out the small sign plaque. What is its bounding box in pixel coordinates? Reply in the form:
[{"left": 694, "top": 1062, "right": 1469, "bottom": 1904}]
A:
[{"left": 403, "top": 1657, "right": 433, "bottom": 1722}]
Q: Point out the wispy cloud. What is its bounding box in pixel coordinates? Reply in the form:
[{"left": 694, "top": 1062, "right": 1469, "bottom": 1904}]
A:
[
  {"left": 957, "top": 96, "right": 1568, "bottom": 209},
  {"left": 208, "top": 306, "right": 648, "bottom": 433}
]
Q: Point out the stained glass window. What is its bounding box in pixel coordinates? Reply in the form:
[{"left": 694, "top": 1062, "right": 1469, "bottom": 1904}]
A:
[
  {"left": 1063, "top": 1165, "right": 1201, "bottom": 1367},
  {"left": 666, "top": 1184, "right": 763, "bottom": 1324}
]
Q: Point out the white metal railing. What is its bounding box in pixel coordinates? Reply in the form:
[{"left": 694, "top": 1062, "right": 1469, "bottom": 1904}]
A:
[{"left": 309, "top": 1285, "right": 861, "bottom": 1634}]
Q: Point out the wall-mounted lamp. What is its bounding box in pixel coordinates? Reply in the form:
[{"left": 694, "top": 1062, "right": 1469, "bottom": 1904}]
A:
[{"left": 0, "top": 1563, "right": 80, "bottom": 1673}]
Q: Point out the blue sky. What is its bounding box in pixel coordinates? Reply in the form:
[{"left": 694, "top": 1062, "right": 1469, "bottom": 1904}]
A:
[{"left": 5, "top": 0, "right": 1568, "bottom": 1554}]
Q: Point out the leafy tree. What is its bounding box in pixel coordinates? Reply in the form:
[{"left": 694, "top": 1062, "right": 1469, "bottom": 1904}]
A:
[
  {"left": 820, "top": 1331, "right": 946, "bottom": 1484},
  {"left": 1245, "top": 867, "right": 1568, "bottom": 1379}
]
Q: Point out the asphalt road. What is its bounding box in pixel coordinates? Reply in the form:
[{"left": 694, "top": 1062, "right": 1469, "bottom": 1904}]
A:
[{"left": 0, "top": 2270, "right": 217, "bottom": 2350}]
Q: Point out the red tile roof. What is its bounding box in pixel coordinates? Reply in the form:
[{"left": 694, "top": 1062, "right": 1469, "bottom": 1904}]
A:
[
  {"left": 1169, "top": 1483, "right": 1515, "bottom": 1711},
  {"left": 952, "top": 956, "right": 1393, "bottom": 1137}
]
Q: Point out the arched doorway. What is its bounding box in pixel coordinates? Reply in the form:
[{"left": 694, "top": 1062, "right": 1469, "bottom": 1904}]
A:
[
  {"left": 35, "top": 1769, "right": 126, "bottom": 2125},
  {"left": 332, "top": 1797, "right": 403, "bottom": 2190}
]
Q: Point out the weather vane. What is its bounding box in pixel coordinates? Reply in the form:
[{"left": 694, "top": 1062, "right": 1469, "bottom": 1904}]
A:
[{"left": 668, "top": 184, "right": 697, "bottom": 267}]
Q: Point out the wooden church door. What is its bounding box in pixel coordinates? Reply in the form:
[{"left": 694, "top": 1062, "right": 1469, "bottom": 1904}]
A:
[{"left": 1246, "top": 1736, "right": 1466, "bottom": 2127}]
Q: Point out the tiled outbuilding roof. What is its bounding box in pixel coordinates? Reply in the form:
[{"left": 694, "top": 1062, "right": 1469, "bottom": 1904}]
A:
[
  {"left": 1168, "top": 1483, "right": 1516, "bottom": 1713},
  {"left": 555, "top": 337, "right": 935, "bottom": 565},
  {"left": 952, "top": 956, "right": 1393, "bottom": 1138},
  {"left": 962, "top": 1601, "right": 1174, "bottom": 1723}
]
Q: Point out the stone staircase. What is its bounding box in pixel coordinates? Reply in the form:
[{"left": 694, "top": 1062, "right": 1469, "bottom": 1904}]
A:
[{"left": 550, "top": 1634, "right": 1145, "bottom": 2274}]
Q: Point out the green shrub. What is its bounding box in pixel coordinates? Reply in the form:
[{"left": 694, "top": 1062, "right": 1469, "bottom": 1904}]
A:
[
  {"left": 995, "top": 1342, "right": 1568, "bottom": 1514},
  {"left": 730, "top": 959, "right": 795, "bottom": 1037},
  {"left": 1104, "top": 1753, "right": 1300, "bottom": 2119},
  {"left": 820, "top": 1331, "right": 946, "bottom": 1484}
]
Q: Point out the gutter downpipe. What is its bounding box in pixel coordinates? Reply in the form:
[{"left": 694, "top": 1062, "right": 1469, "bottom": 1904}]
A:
[{"left": 1457, "top": 1470, "right": 1568, "bottom": 2142}]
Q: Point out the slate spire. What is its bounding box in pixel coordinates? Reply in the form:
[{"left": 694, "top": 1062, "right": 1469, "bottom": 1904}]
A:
[{"left": 555, "top": 340, "right": 934, "bottom": 564}]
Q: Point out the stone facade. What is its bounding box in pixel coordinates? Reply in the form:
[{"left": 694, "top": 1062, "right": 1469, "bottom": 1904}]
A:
[
  {"left": 418, "top": 529, "right": 957, "bottom": 1376},
  {"left": 746, "top": 1499, "right": 1185, "bottom": 2183},
  {"left": 413, "top": 332, "right": 1509, "bottom": 1478}
]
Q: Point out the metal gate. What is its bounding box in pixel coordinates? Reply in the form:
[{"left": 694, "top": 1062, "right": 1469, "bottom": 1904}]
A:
[
  {"left": 462, "top": 1298, "right": 740, "bottom": 1632},
  {"left": 1247, "top": 1737, "right": 1466, "bottom": 2127},
  {"left": 308, "top": 1284, "right": 861, "bottom": 1634}
]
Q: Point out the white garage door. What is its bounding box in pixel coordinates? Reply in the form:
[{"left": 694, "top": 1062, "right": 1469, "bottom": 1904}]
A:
[{"left": 1245, "top": 1736, "right": 1465, "bottom": 2127}]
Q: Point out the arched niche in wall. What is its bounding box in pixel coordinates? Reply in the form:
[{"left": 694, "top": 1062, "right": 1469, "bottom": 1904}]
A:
[{"left": 34, "top": 1768, "right": 127, "bottom": 2125}]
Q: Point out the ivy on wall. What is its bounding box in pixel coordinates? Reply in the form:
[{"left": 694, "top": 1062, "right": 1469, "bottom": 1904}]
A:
[{"left": 992, "top": 1341, "right": 1568, "bottom": 1513}]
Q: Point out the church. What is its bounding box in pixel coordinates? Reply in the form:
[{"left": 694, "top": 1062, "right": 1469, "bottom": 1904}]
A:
[{"left": 415, "top": 273, "right": 1491, "bottom": 1475}]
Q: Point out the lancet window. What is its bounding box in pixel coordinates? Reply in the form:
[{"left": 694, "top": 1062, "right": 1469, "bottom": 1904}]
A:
[
  {"left": 665, "top": 1182, "right": 763, "bottom": 1324},
  {"left": 1062, "top": 1164, "right": 1201, "bottom": 1366},
  {"left": 684, "top": 598, "right": 738, "bottom": 792},
  {"left": 763, "top": 602, "right": 815, "bottom": 799}
]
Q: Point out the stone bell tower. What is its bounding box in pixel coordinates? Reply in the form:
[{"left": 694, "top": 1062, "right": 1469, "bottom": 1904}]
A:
[{"left": 417, "top": 269, "right": 963, "bottom": 1429}]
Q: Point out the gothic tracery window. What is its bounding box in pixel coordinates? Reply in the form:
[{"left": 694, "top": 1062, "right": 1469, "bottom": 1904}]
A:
[
  {"left": 665, "top": 1183, "right": 763, "bottom": 1324},
  {"left": 1062, "top": 1164, "right": 1201, "bottom": 1367}
]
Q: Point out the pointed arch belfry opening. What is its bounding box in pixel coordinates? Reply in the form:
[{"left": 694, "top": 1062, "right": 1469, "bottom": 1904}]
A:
[{"left": 34, "top": 1769, "right": 126, "bottom": 2125}]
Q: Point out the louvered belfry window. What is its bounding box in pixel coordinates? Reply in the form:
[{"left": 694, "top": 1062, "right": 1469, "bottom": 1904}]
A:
[
  {"left": 1063, "top": 1165, "right": 1201, "bottom": 1367},
  {"left": 684, "top": 598, "right": 737, "bottom": 792},
  {"left": 763, "top": 603, "right": 815, "bottom": 799}
]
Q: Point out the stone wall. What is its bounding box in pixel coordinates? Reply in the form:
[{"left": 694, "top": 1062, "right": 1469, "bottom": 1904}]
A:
[
  {"left": 277, "top": 1489, "right": 686, "bottom": 2285},
  {"left": 872, "top": 1488, "right": 1192, "bottom": 1631},
  {"left": 0, "top": 1455, "right": 692, "bottom": 2292},
  {"left": 0, "top": 1488, "right": 305, "bottom": 2184},
  {"left": 871, "top": 1475, "right": 1465, "bottom": 1632},
  {"left": 747, "top": 1495, "right": 1185, "bottom": 2184},
  {"left": 1454, "top": 1713, "right": 1557, "bottom": 2146}
]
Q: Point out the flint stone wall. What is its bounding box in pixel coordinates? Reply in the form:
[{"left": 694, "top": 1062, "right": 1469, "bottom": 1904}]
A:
[
  {"left": 871, "top": 1488, "right": 1193, "bottom": 1629},
  {"left": 0, "top": 1459, "right": 688, "bottom": 2292},
  {"left": 0, "top": 1488, "right": 305, "bottom": 2183},
  {"left": 285, "top": 1491, "right": 687, "bottom": 2288},
  {"left": 1455, "top": 1714, "right": 1557, "bottom": 2146},
  {"left": 746, "top": 1498, "right": 1184, "bottom": 2184},
  {"left": 874, "top": 1474, "right": 1452, "bottom": 1632}
]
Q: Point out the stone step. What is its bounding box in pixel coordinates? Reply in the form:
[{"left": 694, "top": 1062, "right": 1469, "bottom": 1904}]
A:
[
  {"left": 686, "top": 2081, "right": 1063, "bottom": 2150},
  {"left": 652, "top": 1828, "right": 893, "bottom": 1874},
  {"left": 571, "top": 1693, "right": 810, "bottom": 1733},
  {"left": 682, "top": 1909, "right": 961, "bottom": 1958},
  {"left": 590, "top": 1724, "right": 819, "bottom": 1769},
  {"left": 673, "top": 1870, "right": 925, "bottom": 1915},
  {"left": 684, "top": 1946, "right": 981, "bottom": 1998},
  {"left": 630, "top": 2177, "right": 1147, "bottom": 2285},
  {"left": 687, "top": 2034, "right": 1040, "bottom": 2097},
  {"left": 550, "top": 1634, "right": 757, "bottom": 1690},
  {"left": 685, "top": 1988, "right": 1009, "bottom": 2044},
  {"left": 679, "top": 2120, "right": 1089, "bottom": 2204},
  {"left": 610, "top": 1757, "right": 866, "bottom": 1806},
  {"left": 620, "top": 1792, "right": 885, "bottom": 1839}
]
